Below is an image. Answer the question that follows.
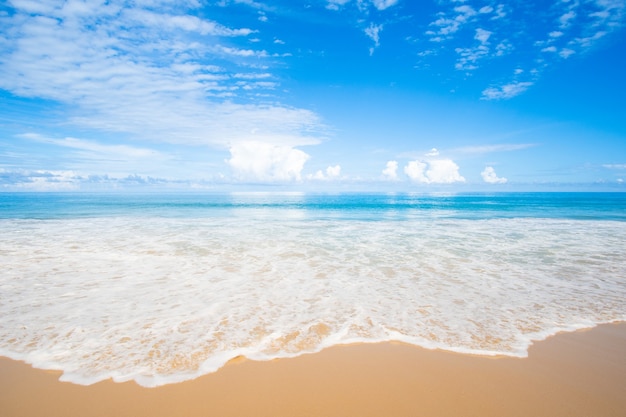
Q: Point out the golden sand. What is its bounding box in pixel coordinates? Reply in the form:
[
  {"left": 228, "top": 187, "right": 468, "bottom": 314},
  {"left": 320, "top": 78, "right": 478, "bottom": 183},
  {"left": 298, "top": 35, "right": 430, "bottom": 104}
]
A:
[{"left": 1, "top": 323, "right": 625, "bottom": 417}]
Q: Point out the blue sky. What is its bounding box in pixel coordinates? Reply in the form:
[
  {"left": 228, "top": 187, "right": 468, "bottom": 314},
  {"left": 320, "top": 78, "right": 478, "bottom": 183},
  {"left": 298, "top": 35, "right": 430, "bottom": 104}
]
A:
[{"left": 1, "top": 0, "right": 625, "bottom": 191}]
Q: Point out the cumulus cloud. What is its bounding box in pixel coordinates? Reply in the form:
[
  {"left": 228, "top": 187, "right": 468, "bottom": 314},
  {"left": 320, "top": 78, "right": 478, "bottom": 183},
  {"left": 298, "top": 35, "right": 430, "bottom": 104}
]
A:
[
  {"left": 308, "top": 165, "right": 342, "bottom": 180},
  {"left": 425, "top": 148, "right": 440, "bottom": 157},
  {"left": 404, "top": 160, "right": 429, "bottom": 183},
  {"left": 326, "top": 164, "right": 342, "bottom": 177},
  {"left": 481, "top": 166, "right": 507, "bottom": 184},
  {"left": 404, "top": 159, "right": 465, "bottom": 184},
  {"left": 226, "top": 141, "right": 310, "bottom": 182},
  {"left": 382, "top": 160, "right": 398, "bottom": 180}
]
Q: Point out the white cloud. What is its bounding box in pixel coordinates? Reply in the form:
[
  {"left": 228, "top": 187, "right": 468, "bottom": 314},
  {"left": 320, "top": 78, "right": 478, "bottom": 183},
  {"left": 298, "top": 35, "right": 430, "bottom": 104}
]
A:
[
  {"left": 309, "top": 165, "right": 342, "bottom": 181},
  {"left": 326, "top": 0, "right": 398, "bottom": 11},
  {"left": 428, "top": 17, "right": 459, "bottom": 38},
  {"left": 122, "top": 8, "right": 254, "bottom": 36},
  {"left": 481, "top": 166, "right": 508, "bottom": 184},
  {"left": 0, "top": 0, "right": 325, "bottom": 154},
  {"left": 371, "top": 0, "right": 398, "bottom": 10},
  {"left": 404, "top": 159, "right": 465, "bottom": 184},
  {"left": 21, "top": 133, "right": 159, "bottom": 159},
  {"left": 326, "top": 0, "right": 352, "bottom": 10},
  {"left": 455, "top": 143, "right": 536, "bottom": 154},
  {"left": 475, "top": 28, "right": 492, "bottom": 44},
  {"left": 454, "top": 5, "right": 477, "bottom": 21},
  {"left": 382, "top": 160, "right": 398, "bottom": 180},
  {"left": 365, "top": 23, "right": 383, "bottom": 55},
  {"left": 559, "top": 11, "right": 577, "bottom": 28},
  {"left": 575, "top": 31, "right": 607, "bottom": 48},
  {"left": 425, "top": 148, "right": 440, "bottom": 157},
  {"left": 326, "top": 164, "right": 342, "bottom": 178},
  {"left": 0, "top": 168, "right": 178, "bottom": 191},
  {"left": 404, "top": 160, "right": 429, "bottom": 183},
  {"left": 14, "top": 133, "right": 190, "bottom": 179},
  {"left": 495, "top": 41, "right": 514, "bottom": 56},
  {"left": 427, "top": 4, "right": 479, "bottom": 42},
  {"left": 455, "top": 44, "right": 489, "bottom": 70},
  {"left": 421, "top": 1, "right": 625, "bottom": 98},
  {"left": 453, "top": 28, "right": 493, "bottom": 70},
  {"left": 491, "top": 4, "right": 507, "bottom": 20},
  {"left": 226, "top": 141, "right": 310, "bottom": 182},
  {"left": 481, "top": 81, "right": 534, "bottom": 100},
  {"left": 603, "top": 164, "right": 626, "bottom": 170},
  {"left": 0, "top": 169, "right": 82, "bottom": 191}
]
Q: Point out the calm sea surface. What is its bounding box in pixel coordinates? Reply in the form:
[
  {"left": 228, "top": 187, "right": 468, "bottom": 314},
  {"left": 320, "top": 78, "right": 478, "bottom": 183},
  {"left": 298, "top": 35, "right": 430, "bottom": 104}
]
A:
[{"left": 1, "top": 192, "right": 625, "bottom": 386}]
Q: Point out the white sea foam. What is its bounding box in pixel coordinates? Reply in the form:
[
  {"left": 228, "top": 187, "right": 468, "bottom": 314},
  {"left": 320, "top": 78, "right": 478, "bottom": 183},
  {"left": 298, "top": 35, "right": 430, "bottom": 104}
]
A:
[{"left": 1, "top": 215, "right": 625, "bottom": 386}]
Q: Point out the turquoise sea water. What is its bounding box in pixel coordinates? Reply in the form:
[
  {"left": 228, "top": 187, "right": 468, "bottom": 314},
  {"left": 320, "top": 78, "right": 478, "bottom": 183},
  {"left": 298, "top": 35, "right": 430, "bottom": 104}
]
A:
[
  {"left": 1, "top": 192, "right": 625, "bottom": 386},
  {"left": 2, "top": 192, "right": 626, "bottom": 220}
]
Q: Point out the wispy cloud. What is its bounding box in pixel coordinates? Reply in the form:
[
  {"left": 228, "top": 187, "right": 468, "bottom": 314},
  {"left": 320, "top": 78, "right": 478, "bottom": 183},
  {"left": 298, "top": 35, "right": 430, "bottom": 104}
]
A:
[
  {"left": 365, "top": 23, "right": 383, "bottom": 55},
  {"left": 481, "top": 81, "right": 534, "bottom": 100},
  {"left": 326, "top": 0, "right": 399, "bottom": 12},
  {"left": 12, "top": 133, "right": 216, "bottom": 180},
  {"left": 454, "top": 143, "right": 536, "bottom": 154},
  {"left": 20, "top": 133, "right": 160, "bottom": 159},
  {"left": 0, "top": 0, "right": 326, "bottom": 163},
  {"left": 603, "top": 164, "right": 626, "bottom": 170}
]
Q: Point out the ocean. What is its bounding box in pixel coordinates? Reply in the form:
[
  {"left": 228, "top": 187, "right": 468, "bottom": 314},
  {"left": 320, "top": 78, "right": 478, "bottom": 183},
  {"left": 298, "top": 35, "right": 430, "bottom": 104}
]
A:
[{"left": 1, "top": 192, "right": 625, "bottom": 387}]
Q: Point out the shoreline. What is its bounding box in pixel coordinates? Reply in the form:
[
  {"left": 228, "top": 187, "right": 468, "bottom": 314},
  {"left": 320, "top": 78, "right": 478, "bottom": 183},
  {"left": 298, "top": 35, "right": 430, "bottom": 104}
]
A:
[{"left": 1, "top": 323, "right": 625, "bottom": 417}]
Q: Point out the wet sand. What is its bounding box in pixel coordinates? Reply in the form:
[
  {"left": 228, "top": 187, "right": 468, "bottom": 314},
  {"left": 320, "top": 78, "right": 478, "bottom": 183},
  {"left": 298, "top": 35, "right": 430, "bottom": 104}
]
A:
[{"left": 1, "top": 323, "right": 625, "bottom": 417}]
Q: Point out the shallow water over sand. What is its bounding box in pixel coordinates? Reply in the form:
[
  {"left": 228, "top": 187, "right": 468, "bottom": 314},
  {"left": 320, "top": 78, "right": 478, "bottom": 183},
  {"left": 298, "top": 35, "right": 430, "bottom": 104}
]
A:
[{"left": 1, "top": 192, "right": 625, "bottom": 386}]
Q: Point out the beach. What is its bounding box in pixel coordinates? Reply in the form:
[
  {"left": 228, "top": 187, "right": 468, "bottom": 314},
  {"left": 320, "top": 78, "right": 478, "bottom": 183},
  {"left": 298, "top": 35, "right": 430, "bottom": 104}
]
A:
[
  {"left": 1, "top": 193, "right": 625, "bottom": 415},
  {"left": 1, "top": 322, "right": 624, "bottom": 417}
]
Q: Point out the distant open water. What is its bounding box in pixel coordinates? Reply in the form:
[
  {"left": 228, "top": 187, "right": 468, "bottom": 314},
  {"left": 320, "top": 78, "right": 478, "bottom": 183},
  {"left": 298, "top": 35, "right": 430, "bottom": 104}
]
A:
[{"left": 1, "top": 192, "right": 625, "bottom": 386}]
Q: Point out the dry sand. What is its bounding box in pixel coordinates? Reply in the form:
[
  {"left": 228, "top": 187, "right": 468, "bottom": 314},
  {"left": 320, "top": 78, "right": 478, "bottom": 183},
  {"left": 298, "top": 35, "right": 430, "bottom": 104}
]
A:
[{"left": 1, "top": 323, "right": 625, "bottom": 417}]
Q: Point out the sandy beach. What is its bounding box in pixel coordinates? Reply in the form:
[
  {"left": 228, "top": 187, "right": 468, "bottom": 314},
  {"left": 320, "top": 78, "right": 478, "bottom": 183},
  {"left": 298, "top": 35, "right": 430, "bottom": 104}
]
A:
[{"left": 1, "top": 322, "right": 624, "bottom": 417}]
